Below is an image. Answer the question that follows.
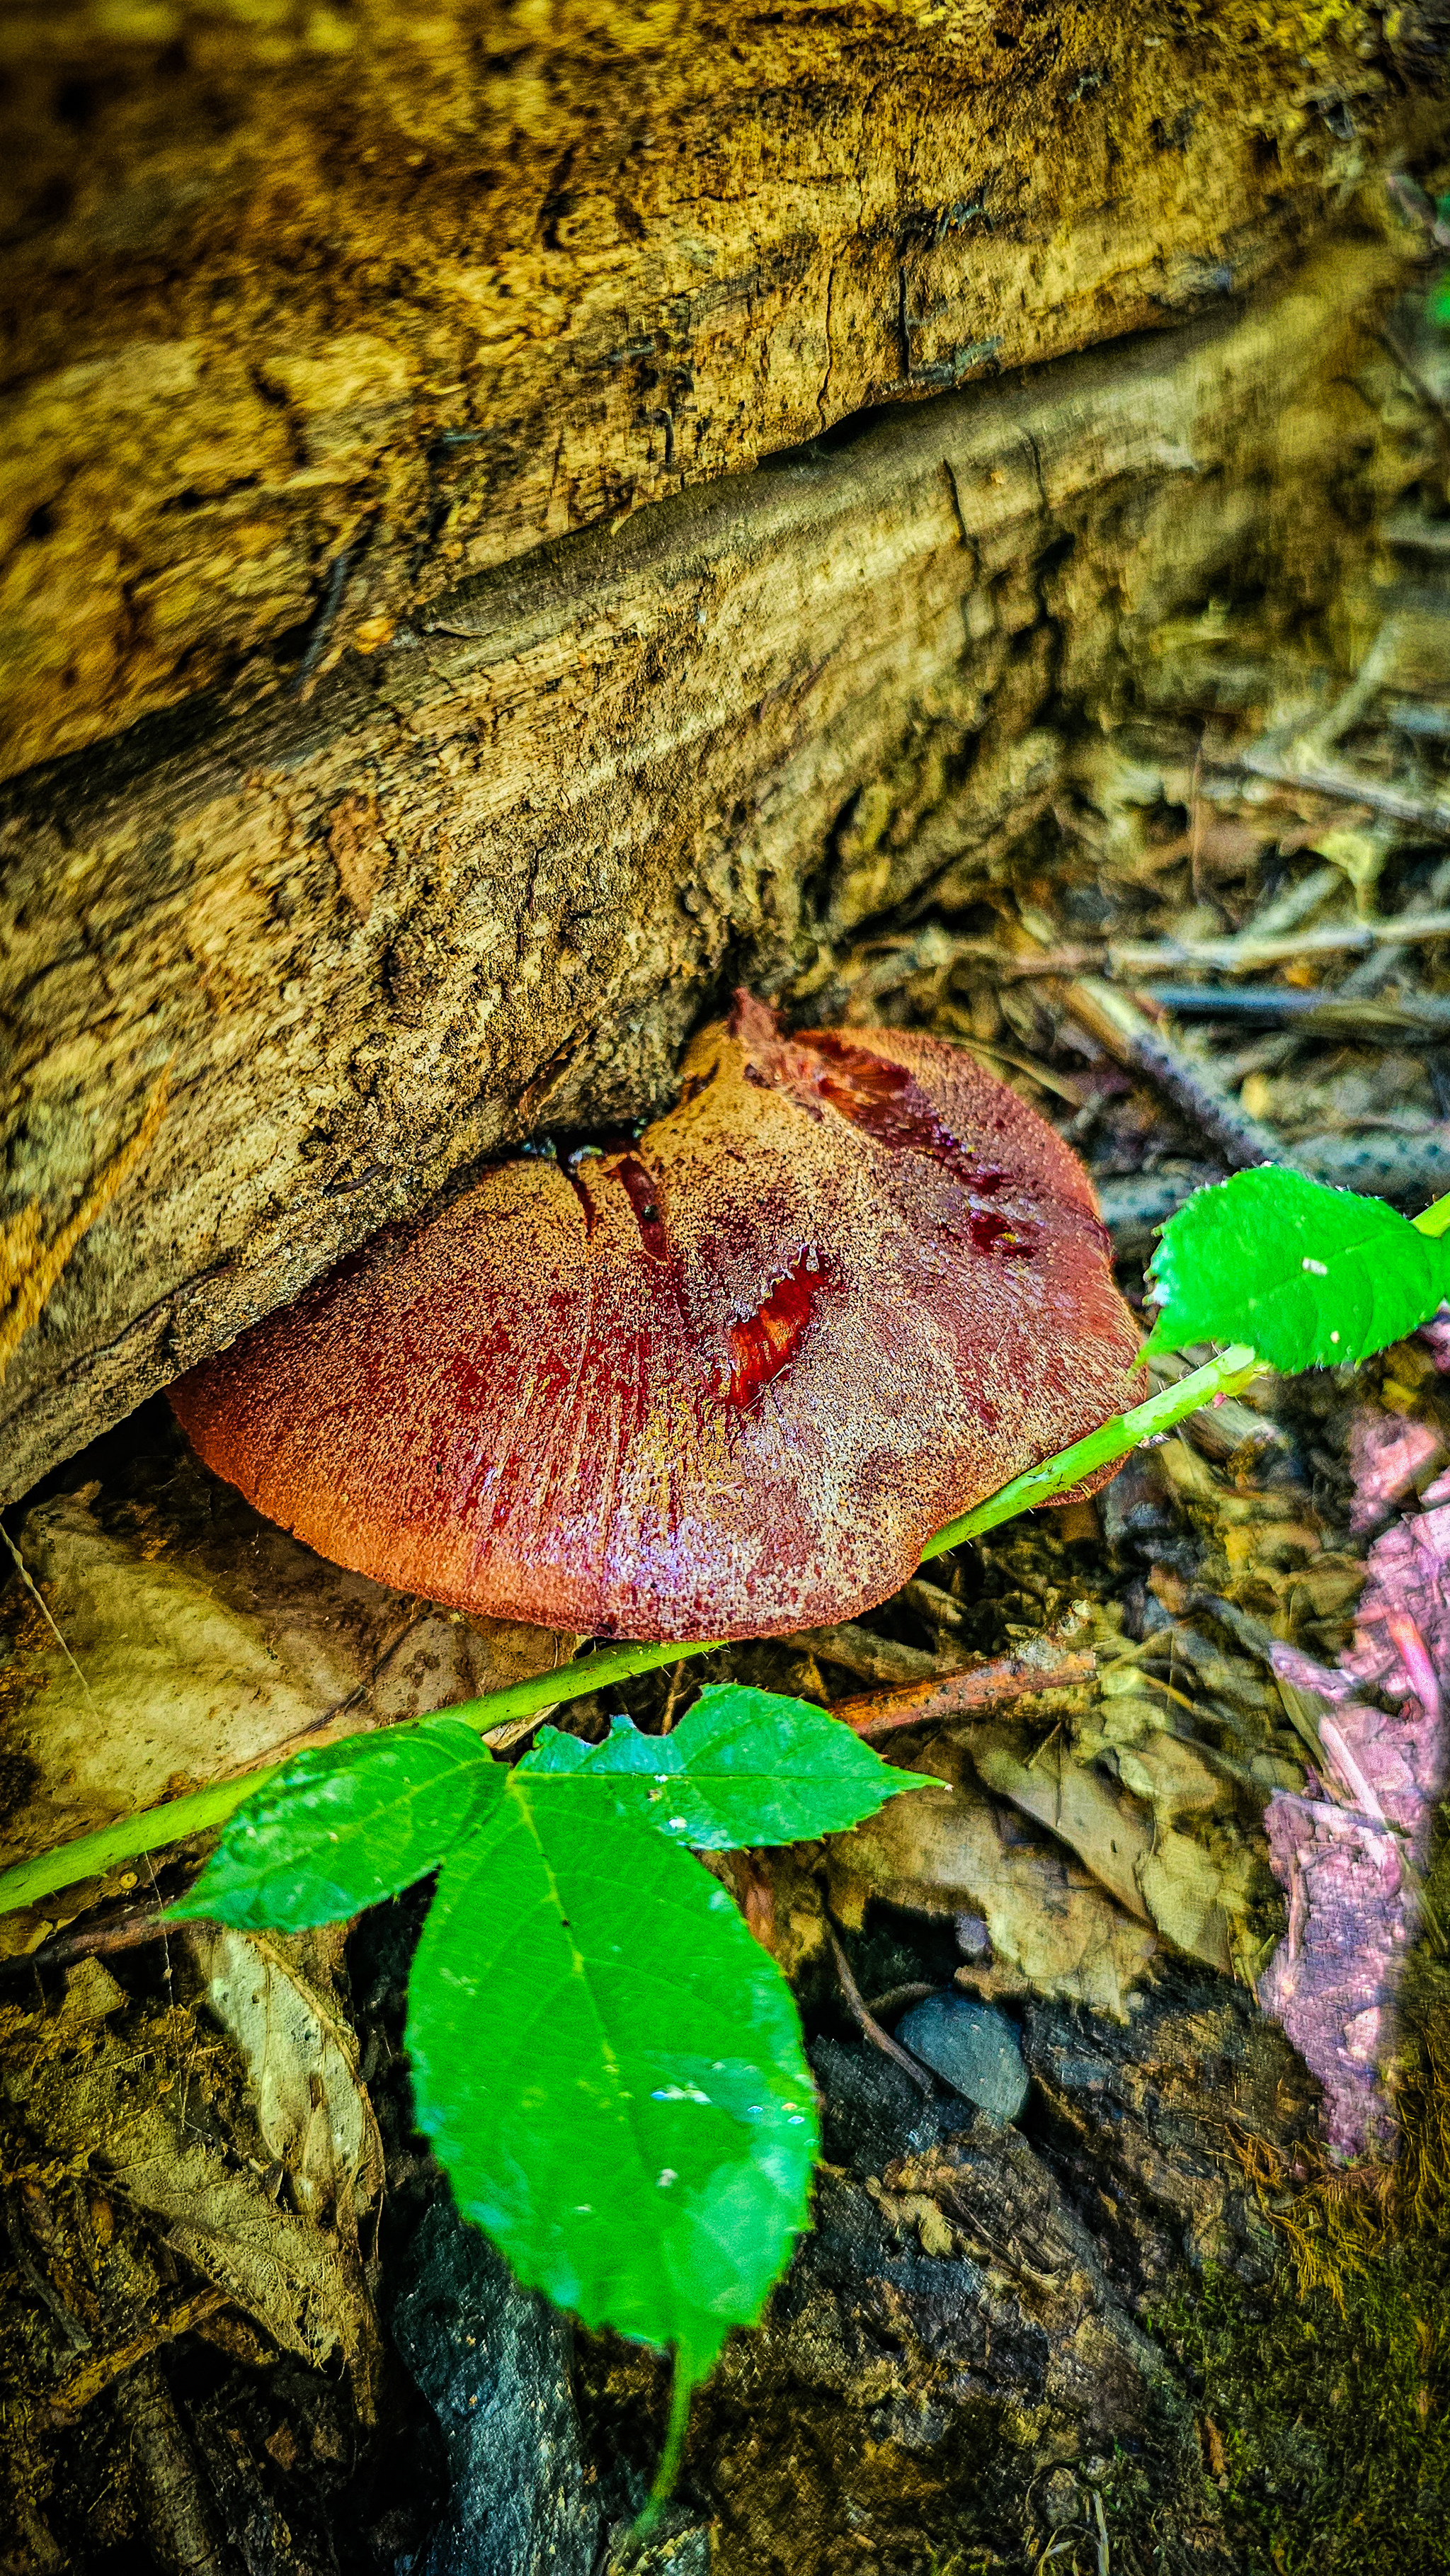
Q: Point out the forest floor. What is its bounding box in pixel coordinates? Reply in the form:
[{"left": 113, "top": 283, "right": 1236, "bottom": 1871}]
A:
[{"left": 3, "top": 229, "right": 1450, "bottom": 2576}]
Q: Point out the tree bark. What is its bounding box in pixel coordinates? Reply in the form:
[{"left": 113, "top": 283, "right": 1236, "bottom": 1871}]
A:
[
  {"left": 2, "top": 4, "right": 1447, "bottom": 1496},
  {"left": 1, "top": 4, "right": 1442, "bottom": 778},
  {"left": 0, "top": 236, "right": 1429, "bottom": 1498}
]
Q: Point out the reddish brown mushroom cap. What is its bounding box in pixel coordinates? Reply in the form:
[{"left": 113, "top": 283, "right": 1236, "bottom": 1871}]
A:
[{"left": 171, "top": 996, "right": 1143, "bottom": 1639}]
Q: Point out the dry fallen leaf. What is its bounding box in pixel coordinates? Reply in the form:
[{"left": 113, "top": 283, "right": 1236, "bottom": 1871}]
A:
[
  {"left": 830, "top": 1747, "right": 1160, "bottom": 2019},
  {"left": 1, "top": 1428, "right": 576, "bottom": 1943},
  {"left": 189, "top": 1927, "right": 384, "bottom": 2240},
  {"left": 0, "top": 1945, "right": 383, "bottom": 2396}
]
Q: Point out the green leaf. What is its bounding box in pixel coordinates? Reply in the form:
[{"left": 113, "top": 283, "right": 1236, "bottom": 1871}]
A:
[
  {"left": 404, "top": 1775, "right": 818, "bottom": 2371},
  {"left": 520, "top": 1682, "right": 935, "bottom": 1850},
  {"left": 170, "top": 1718, "right": 503, "bottom": 1930},
  {"left": 1142, "top": 1166, "right": 1450, "bottom": 1374}
]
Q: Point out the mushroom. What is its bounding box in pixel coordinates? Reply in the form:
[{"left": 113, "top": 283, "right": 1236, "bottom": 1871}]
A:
[{"left": 171, "top": 993, "right": 1142, "bottom": 1639}]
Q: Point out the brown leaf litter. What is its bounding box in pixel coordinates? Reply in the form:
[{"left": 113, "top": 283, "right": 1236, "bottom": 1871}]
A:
[{"left": 0, "top": 1413, "right": 576, "bottom": 1954}]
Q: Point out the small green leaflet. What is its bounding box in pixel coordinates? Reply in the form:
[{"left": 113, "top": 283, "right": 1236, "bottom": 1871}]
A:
[
  {"left": 521, "top": 1682, "right": 936, "bottom": 1849},
  {"left": 169, "top": 1716, "right": 504, "bottom": 1931},
  {"left": 406, "top": 1782, "right": 818, "bottom": 2381},
  {"left": 169, "top": 1681, "right": 932, "bottom": 2385},
  {"left": 1143, "top": 1166, "right": 1450, "bottom": 1373}
]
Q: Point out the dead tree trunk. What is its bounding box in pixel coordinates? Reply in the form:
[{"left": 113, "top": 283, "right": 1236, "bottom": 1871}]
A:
[{"left": 1, "top": 4, "right": 1446, "bottom": 1494}]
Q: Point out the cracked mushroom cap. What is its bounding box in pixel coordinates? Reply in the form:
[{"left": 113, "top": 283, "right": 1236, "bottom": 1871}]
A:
[{"left": 171, "top": 994, "right": 1143, "bottom": 1640}]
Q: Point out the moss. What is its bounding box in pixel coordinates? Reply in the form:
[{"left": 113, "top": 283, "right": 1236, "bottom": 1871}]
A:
[
  {"left": 1152, "top": 2242, "right": 1450, "bottom": 2575},
  {"left": 1146, "top": 1827, "right": 1450, "bottom": 2575}
]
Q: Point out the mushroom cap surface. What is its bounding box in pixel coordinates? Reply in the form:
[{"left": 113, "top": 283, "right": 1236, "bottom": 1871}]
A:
[{"left": 171, "top": 996, "right": 1143, "bottom": 1639}]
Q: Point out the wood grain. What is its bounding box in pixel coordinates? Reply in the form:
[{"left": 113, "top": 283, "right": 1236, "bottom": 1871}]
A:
[
  {"left": 0, "top": 243, "right": 1405, "bottom": 1495},
  {"left": 1, "top": 1, "right": 1439, "bottom": 774}
]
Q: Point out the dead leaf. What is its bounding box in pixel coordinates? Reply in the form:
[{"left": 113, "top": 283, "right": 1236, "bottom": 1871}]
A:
[
  {"left": 188, "top": 1927, "right": 384, "bottom": 2238},
  {"left": 1, "top": 1428, "right": 576, "bottom": 1928},
  {"left": 0, "top": 1948, "right": 381, "bottom": 2394},
  {"left": 830, "top": 1745, "right": 1160, "bottom": 2017}
]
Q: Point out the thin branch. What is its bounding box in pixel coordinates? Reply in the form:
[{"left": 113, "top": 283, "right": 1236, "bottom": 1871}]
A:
[
  {"left": 835, "top": 1626, "right": 1097, "bottom": 1738},
  {"left": 10, "top": 1904, "right": 181, "bottom": 1974},
  {"left": 1228, "top": 746, "right": 1450, "bottom": 838},
  {"left": 47, "top": 2289, "right": 229, "bottom": 2422},
  {"left": 914, "top": 911, "right": 1450, "bottom": 987},
  {"left": 1113, "top": 910, "right": 1450, "bottom": 976},
  {"left": 826, "top": 1925, "right": 932, "bottom": 2093},
  {"left": 1014, "top": 901, "right": 1296, "bottom": 1171}
]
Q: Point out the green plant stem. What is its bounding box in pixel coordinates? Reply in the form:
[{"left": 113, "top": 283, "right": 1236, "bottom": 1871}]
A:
[
  {"left": 0, "top": 1638, "right": 724, "bottom": 1916},
  {"left": 0, "top": 1344, "right": 1260, "bottom": 1918},
  {"left": 627, "top": 2345, "right": 699, "bottom": 2545},
  {"left": 1415, "top": 1191, "right": 1450, "bottom": 1240},
  {"left": 920, "top": 1338, "right": 1260, "bottom": 1559}
]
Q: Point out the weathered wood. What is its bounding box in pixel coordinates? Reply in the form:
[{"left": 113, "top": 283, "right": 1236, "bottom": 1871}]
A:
[
  {"left": 1, "top": 1, "right": 1442, "bottom": 775},
  {"left": 0, "top": 242, "right": 1411, "bottom": 1496}
]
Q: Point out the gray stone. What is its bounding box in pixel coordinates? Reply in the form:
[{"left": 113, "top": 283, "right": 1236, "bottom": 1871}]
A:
[
  {"left": 389, "top": 2198, "right": 599, "bottom": 2576},
  {"left": 895, "top": 1993, "right": 1029, "bottom": 2124}
]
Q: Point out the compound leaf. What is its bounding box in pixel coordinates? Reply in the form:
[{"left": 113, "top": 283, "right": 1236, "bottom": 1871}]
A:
[
  {"left": 171, "top": 1717, "right": 503, "bottom": 1930},
  {"left": 1143, "top": 1165, "right": 1450, "bottom": 1372},
  {"left": 521, "top": 1682, "right": 935, "bottom": 1850},
  {"left": 404, "top": 1772, "right": 818, "bottom": 2376}
]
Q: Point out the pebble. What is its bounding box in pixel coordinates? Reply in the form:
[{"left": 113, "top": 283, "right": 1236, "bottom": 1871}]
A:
[{"left": 895, "top": 1991, "right": 1029, "bottom": 2124}]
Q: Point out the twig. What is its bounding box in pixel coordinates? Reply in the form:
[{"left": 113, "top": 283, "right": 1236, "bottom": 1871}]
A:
[
  {"left": 1138, "top": 985, "right": 1450, "bottom": 1039},
  {"left": 786, "top": 1622, "right": 962, "bottom": 1689},
  {"left": 826, "top": 1925, "right": 932, "bottom": 2092},
  {"left": 942, "top": 1026, "right": 1094, "bottom": 1107},
  {"left": 6, "top": 2196, "right": 90, "bottom": 2351},
  {"left": 1015, "top": 903, "right": 1294, "bottom": 1171},
  {"left": 47, "top": 2289, "right": 229, "bottom": 2422},
  {"left": 111, "top": 2356, "right": 231, "bottom": 2576},
  {"left": 835, "top": 1626, "right": 1098, "bottom": 1738},
  {"left": 937, "top": 942, "right": 1109, "bottom": 982},
  {"left": 11, "top": 1903, "right": 180, "bottom": 1973},
  {"left": 1227, "top": 746, "right": 1450, "bottom": 838},
  {"left": 899, "top": 1576, "right": 971, "bottom": 1635},
  {"left": 1098, "top": 1132, "right": 1450, "bottom": 1239},
  {"left": 863, "top": 1981, "right": 937, "bottom": 2017},
  {"left": 935, "top": 907, "right": 1450, "bottom": 989},
  {"left": 659, "top": 1660, "right": 688, "bottom": 1733},
  {"left": 1112, "top": 911, "right": 1450, "bottom": 976}
]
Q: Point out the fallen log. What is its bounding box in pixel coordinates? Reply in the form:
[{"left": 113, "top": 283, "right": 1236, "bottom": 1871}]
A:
[
  {"left": 0, "top": 242, "right": 1417, "bottom": 1497},
  {"left": 2, "top": 6, "right": 1439, "bottom": 777}
]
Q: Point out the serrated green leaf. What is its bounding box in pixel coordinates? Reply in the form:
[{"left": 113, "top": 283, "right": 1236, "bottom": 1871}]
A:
[
  {"left": 1142, "top": 1166, "right": 1450, "bottom": 1372},
  {"left": 521, "top": 1682, "right": 935, "bottom": 1851},
  {"left": 169, "top": 1717, "right": 503, "bottom": 1930},
  {"left": 404, "top": 1776, "right": 818, "bottom": 2371}
]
